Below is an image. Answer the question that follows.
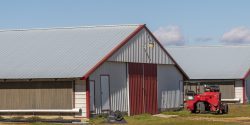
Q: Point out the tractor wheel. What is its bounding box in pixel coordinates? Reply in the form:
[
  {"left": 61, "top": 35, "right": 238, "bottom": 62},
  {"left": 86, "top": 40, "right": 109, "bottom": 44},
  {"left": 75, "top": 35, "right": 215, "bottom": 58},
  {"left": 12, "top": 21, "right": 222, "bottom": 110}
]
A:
[
  {"left": 196, "top": 102, "right": 205, "bottom": 113},
  {"left": 191, "top": 109, "right": 196, "bottom": 113},
  {"left": 222, "top": 103, "right": 229, "bottom": 114}
]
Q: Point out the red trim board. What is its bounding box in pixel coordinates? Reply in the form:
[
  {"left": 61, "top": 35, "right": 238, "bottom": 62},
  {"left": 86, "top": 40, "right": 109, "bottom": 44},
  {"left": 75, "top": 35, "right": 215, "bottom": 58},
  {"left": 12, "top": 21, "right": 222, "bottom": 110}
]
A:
[
  {"left": 143, "top": 26, "right": 189, "bottom": 79},
  {"left": 81, "top": 24, "right": 145, "bottom": 80},
  {"left": 86, "top": 78, "right": 90, "bottom": 118},
  {"left": 243, "top": 68, "right": 250, "bottom": 79},
  {"left": 81, "top": 24, "right": 188, "bottom": 80},
  {"left": 242, "top": 79, "right": 246, "bottom": 104}
]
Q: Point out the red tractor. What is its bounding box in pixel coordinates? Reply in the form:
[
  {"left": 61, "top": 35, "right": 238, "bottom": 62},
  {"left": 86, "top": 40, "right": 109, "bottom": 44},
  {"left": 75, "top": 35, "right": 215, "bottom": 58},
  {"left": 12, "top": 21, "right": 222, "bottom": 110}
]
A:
[{"left": 185, "top": 85, "right": 228, "bottom": 114}]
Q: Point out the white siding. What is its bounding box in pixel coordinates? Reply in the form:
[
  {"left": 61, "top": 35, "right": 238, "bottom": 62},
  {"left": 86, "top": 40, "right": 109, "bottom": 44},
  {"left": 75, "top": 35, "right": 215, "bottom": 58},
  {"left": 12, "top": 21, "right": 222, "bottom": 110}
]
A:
[
  {"left": 235, "top": 80, "right": 243, "bottom": 103},
  {"left": 89, "top": 62, "right": 127, "bottom": 114},
  {"left": 157, "top": 64, "right": 183, "bottom": 110},
  {"left": 108, "top": 28, "right": 174, "bottom": 65},
  {"left": 74, "top": 79, "right": 86, "bottom": 117}
]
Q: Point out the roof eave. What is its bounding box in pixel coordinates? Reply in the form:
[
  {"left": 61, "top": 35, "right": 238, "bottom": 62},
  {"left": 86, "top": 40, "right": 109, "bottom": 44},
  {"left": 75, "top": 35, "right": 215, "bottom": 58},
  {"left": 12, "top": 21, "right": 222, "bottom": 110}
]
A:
[
  {"left": 81, "top": 24, "right": 146, "bottom": 80},
  {"left": 143, "top": 26, "right": 190, "bottom": 80},
  {"left": 81, "top": 24, "right": 190, "bottom": 80},
  {"left": 242, "top": 68, "right": 250, "bottom": 80}
]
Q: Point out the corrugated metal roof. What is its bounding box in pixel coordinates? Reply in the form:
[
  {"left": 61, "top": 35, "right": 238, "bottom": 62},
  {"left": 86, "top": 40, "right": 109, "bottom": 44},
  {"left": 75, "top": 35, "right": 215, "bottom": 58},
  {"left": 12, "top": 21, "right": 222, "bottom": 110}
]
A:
[
  {"left": 167, "top": 45, "right": 250, "bottom": 79},
  {"left": 0, "top": 24, "right": 141, "bottom": 79}
]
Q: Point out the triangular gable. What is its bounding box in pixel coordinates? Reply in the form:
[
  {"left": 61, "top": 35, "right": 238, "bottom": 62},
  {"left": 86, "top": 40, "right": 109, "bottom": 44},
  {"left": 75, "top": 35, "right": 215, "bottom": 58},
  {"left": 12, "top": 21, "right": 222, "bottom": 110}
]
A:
[
  {"left": 83, "top": 25, "right": 188, "bottom": 79},
  {"left": 108, "top": 27, "right": 175, "bottom": 64}
]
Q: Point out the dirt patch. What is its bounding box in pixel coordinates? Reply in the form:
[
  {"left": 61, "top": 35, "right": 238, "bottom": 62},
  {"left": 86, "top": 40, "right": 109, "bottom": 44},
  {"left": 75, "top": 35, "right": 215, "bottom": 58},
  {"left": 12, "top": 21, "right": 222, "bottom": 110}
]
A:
[
  {"left": 185, "top": 116, "right": 250, "bottom": 124},
  {"left": 153, "top": 114, "right": 178, "bottom": 118}
]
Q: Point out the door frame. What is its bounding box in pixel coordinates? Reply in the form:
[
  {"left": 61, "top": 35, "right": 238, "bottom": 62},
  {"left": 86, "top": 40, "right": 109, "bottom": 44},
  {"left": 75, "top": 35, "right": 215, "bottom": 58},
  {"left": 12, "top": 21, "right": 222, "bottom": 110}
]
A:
[
  {"left": 89, "top": 80, "right": 96, "bottom": 112},
  {"left": 100, "top": 74, "right": 111, "bottom": 111}
]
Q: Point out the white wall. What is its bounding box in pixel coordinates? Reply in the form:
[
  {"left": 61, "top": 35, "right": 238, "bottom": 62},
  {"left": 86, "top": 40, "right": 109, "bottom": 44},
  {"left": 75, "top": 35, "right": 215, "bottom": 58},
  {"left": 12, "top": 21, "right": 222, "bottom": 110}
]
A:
[
  {"left": 235, "top": 80, "right": 243, "bottom": 103},
  {"left": 89, "top": 62, "right": 128, "bottom": 114},
  {"left": 157, "top": 64, "right": 183, "bottom": 110},
  {"left": 74, "top": 79, "right": 86, "bottom": 117}
]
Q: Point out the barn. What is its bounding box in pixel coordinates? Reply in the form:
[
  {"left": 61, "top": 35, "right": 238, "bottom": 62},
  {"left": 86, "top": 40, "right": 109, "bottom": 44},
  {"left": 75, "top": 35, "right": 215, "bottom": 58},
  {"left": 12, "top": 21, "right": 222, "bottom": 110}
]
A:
[
  {"left": 0, "top": 24, "right": 187, "bottom": 118},
  {"left": 167, "top": 45, "right": 250, "bottom": 104}
]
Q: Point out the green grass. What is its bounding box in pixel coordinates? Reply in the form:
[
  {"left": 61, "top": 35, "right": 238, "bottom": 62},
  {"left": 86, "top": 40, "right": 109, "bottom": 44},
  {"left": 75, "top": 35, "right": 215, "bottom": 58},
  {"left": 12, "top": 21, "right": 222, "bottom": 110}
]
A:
[
  {"left": 30, "top": 123, "right": 63, "bottom": 125},
  {"left": 90, "top": 104, "right": 250, "bottom": 125},
  {"left": 1, "top": 104, "right": 249, "bottom": 125},
  {"left": 162, "top": 104, "right": 250, "bottom": 117},
  {"left": 89, "top": 114, "right": 239, "bottom": 125}
]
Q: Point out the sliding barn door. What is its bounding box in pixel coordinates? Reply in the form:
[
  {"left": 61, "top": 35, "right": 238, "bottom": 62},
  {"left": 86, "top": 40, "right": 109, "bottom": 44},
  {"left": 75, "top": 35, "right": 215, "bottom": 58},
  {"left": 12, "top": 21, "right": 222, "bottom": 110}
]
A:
[
  {"left": 144, "top": 64, "right": 158, "bottom": 114},
  {"left": 129, "top": 63, "right": 144, "bottom": 115},
  {"left": 129, "top": 63, "right": 158, "bottom": 115}
]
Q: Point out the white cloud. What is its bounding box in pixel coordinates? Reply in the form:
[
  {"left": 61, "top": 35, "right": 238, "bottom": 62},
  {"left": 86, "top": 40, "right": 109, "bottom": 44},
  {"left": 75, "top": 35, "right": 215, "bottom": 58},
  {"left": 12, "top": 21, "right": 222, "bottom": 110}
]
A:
[
  {"left": 154, "top": 25, "right": 185, "bottom": 46},
  {"left": 221, "top": 27, "right": 250, "bottom": 44}
]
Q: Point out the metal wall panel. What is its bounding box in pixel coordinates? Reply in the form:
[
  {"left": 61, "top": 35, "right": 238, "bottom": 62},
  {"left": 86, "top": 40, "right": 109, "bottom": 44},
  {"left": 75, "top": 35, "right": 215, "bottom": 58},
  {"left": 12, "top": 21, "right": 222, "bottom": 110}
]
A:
[
  {"left": 128, "top": 63, "right": 144, "bottom": 115},
  {"left": 89, "top": 62, "right": 127, "bottom": 114},
  {"left": 129, "top": 63, "right": 158, "bottom": 115},
  {"left": 219, "top": 83, "right": 235, "bottom": 99},
  {"left": 108, "top": 28, "right": 174, "bottom": 65},
  {"left": 157, "top": 65, "right": 183, "bottom": 110},
  {"left": 0, "top": 81, "right": 73, "bottom": 109},
  {"left": 246, "top": 74, "right": 250, "bottom": 102},
  {"left": 184, "top": 82, "right": 235, "bottom": 99},
  {"left": 144, "top": 64, "right": 158, "bottom": 114}
]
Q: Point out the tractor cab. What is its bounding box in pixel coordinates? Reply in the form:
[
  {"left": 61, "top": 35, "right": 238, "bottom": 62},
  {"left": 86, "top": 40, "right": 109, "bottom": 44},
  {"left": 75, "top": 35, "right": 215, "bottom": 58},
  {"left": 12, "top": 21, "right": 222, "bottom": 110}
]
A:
[{"left": 204, "top": 85, "right": 220, "bottom": 92}]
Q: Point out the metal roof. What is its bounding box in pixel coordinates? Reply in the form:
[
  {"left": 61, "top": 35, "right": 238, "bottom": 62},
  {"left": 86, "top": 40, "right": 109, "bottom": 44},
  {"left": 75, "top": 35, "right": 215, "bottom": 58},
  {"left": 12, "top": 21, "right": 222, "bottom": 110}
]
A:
[
  {"left": 167, "top": 45, "right": 250, "bottom": 79},
  {"left": 0, "top": 24, "right": 141, "bottom": 79}
]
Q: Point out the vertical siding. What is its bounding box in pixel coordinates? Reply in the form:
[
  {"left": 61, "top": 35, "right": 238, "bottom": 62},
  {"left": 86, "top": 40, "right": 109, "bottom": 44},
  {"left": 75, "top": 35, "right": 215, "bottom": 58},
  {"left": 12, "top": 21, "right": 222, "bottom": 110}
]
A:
[
  {"left": 0, "top": 81, "right": 73, "bottom": 110},
  {"left": 245, "top": 74, "right": 250, "bottom": 102},
  {"left": 144, "top": 64, "right": 158, "bottom": 114},
  {"left": 108, "top": 28, "right": 174, "bottom": 65},
  {"left": 219, "top": 83, "right": 235, "bottom": 99},
  {"left": 128, "top": 63, "right": 144, "bottom": 115},
  {"left": 235, "top": 80, "right": 243, "bottom": 103},
  {"left": 157, "top": 65, "right": 183, "bottom": 110},
  {"left": 89, "top": 62, "right": 127, "bottom": 114},
  {"left": 74, "top": 79, "right": 87, "bottom": 117}
]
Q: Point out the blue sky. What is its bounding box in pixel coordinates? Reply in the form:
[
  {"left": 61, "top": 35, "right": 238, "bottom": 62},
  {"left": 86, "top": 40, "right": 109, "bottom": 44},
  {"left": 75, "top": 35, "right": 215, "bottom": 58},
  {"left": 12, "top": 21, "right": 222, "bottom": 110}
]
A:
[{"left": 1, "top": 0, "right": 250, "bottom": 46}]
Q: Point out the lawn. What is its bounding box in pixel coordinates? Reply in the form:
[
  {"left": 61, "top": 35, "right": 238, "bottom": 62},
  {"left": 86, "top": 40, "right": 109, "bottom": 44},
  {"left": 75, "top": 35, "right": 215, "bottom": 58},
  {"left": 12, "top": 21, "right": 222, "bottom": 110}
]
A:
[
  {"left": 163, "top": 104, "right": 250, "bottom": 117},
  {"left": 90, "top": 104, "right": 250, "bottom": 125},
  {"left": 89, "top": 114, "right": 239, "bottom": 125},
  {"left": 0, "top": 104, "right": 249, "bottom": 125}
]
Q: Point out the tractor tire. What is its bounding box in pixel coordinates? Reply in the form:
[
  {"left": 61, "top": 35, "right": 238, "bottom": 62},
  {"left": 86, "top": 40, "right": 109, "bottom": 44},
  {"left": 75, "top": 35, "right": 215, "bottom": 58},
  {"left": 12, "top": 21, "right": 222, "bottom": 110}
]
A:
[
  {"left": 196, "top": 102, "right": 206, "bottom": 113},
  {"left": 191, "top": 109, "right": 196, "bottom": 113},
  {"left": 222, "top": 103, "right": 229, "bottom": 114}
]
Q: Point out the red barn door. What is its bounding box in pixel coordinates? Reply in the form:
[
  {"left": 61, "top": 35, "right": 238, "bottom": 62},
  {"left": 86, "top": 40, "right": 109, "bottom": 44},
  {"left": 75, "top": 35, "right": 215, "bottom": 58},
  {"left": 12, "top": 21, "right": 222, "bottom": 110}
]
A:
[
  {"left": 128, "top": 63, "right": 144, "bottom": 115},
  {"left": 144, "top": 64, "right": 158, "bottom": 114},
  {"left": 129, "top": 63, "right": 158, "bottom": 115}
]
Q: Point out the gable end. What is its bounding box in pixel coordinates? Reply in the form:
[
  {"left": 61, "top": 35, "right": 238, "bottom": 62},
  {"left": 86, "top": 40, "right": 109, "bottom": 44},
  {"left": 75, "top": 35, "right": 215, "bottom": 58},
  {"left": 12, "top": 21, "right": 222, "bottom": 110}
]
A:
[{"left": 108, "top": 28, "right": 175, "bottom": 64}]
